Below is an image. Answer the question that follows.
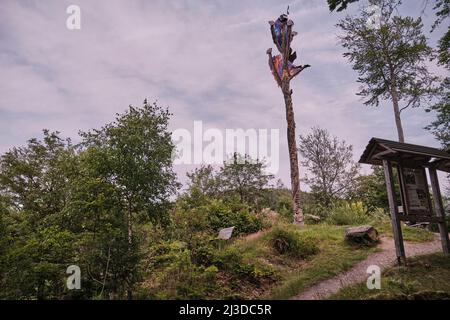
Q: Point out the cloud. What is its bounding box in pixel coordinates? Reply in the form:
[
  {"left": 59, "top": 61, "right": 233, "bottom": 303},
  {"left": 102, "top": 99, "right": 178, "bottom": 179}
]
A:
[{"left": 0, "top": 0, "right": 447, "bottom": 188}]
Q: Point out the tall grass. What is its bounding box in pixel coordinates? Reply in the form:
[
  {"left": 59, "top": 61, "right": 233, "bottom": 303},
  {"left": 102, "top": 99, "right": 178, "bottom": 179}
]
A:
[{"left": 326, "top": 202, "right": 371, "bottom": 226}]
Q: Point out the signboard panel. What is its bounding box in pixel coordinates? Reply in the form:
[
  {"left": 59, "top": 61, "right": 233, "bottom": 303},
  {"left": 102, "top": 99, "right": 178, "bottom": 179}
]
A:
[
  {"left": 400, "top": 167, "right": 432, "bottom": 216},
  {"left": 217, "top": 226, "right": 235, "bottom": 240}
]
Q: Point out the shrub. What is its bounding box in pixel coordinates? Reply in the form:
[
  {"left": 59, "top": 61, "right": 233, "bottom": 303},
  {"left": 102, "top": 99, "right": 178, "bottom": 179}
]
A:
[
  {"left": 212, "top": 246, "right": 275, "bottom": 283},
  {"left": 269, "top": 227, "right": 319, "bottom": 259},
  {"left": 191, "top": 243, "right": 216, "bottom": 265},
  {"left": 142, "top": 240, "right": 219, "bottom": 299},
  {"left": 260, "top": 188, "right": 293, "bottom": 222},
  {"left": 170, "top": 207, "right": 212, "bottom": 250},
  {"left": 303, "top": 202, "right": 329, "bottom": 220},
  {"left": 326, "top": 202, "right": 371, "bottom": 226},
  {"left": 276, "top": 201, "right": 292, "bottom": 222},
  {"left": 171, "top": 198, "right": 263, "bottom": 248},
  {"left": 201, "top": 199, "right": 262, "bottom": 236},
  {"left": 370, "top": 207, "right": 390, "bottom": 223}
]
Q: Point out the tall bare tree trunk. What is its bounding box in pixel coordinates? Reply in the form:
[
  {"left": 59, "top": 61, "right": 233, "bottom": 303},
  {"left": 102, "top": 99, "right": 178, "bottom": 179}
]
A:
[
  {"left": 388, "top": 68, "right": 405, "bottom": 143},
  {"left": 390, "top": 85, "right": 405, "bottom": 143},
  {"left": 267, "top": 16, "right": 307, "bottom": 225},
  {"left": 282, "top": 77, "right": 304, "bottom": 225}
]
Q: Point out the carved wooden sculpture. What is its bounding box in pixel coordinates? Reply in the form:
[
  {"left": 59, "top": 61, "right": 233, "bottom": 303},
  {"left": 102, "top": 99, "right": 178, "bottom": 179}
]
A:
[{"left": 267, "top": 12, "right": 310, "bottom": 225}]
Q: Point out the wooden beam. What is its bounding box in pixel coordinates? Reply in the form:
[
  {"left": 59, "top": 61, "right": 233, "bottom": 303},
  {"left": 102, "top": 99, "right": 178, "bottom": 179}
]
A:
[
  {"left": 373, "top": 149, "right": 397, "bottom": 159},
  {"left": 383, "top": 160, "right": 407, "bottom": 265},
  {"left": 428, "top": 167, "right": 450, "bottom": 255},
  {"left": 429, "top": 159, "right": 450, "bottom": 173},
  {"left": 378, "top": 143, "right": 396, "bottom": 155},
  {"left": 395, "top": 157, "right": 431, "bottom": 169},
  {"left": 398, "top": 215, "right": 444, "bottom": 223},
  {"left": 397, "top": 164, "right": 409, "bottom": 216},
  {"left": 422, "top": 167, "right": 434, "bottom": 218}
]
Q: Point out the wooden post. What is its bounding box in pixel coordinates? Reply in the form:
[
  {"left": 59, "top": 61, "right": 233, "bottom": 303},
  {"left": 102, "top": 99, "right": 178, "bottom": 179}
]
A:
[
  {"left": 428, "top": 167, "right": 450, "bottom": 255},
  {"left": 382, "top": 160, "right": 406, "bottom": 265},
  {"left": 397, "top": 164, "right": 408, "bottom": 215}
]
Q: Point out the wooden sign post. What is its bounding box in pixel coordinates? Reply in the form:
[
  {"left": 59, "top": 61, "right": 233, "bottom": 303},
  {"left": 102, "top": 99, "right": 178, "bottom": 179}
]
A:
[
  {"left": 429, "top": 167, "right": 450, "bottom": 254},
  {"left": 359, "top": 138, "right": 450, "bottom": 266},
  {"left": 383, "top": 160, "right": 406, "bottom": 265}
]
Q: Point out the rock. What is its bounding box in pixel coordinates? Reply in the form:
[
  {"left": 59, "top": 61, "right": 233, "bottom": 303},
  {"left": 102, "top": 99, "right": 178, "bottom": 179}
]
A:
[{"left": 345, "top": 225, "right": 379, "bottom": 245}]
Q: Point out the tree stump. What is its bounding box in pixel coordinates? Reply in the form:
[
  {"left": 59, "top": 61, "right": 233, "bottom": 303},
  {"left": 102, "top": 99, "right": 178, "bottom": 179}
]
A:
[{"left": 345, "top": 225, "right": 379, "bottom": 245}]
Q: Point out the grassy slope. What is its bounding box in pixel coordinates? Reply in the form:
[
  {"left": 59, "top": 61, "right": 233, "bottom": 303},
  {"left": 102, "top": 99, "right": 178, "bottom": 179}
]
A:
[
  {"left": 330, "top": 253, "right": 450, "bottom": 300},
  {"left": 232, "top": 224, "right": 378, "bottom": 299},
  {"left": 139, "top": 220, "right": 435, "bottom": 299},
  {"left": 374, "top": 222, "right": 435, "bottom": 242},
  {"left": 231, "top": 222, "right": 434, "bottom": 299}
]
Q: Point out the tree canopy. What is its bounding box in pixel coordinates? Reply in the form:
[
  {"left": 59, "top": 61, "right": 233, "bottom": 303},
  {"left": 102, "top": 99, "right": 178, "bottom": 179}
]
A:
[
  {"left": 299, "top": 127, "right": 360, "bottom": 207},
  {"left": 0, "top": 101, "right": 179, "bottom": 299},
  {"left": 337, "top": 0, "right": 437, "bottom": 142}
]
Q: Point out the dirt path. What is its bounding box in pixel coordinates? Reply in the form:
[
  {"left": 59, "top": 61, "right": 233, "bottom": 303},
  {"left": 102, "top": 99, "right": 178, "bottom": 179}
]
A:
[
  {"left": 243, "top": 229, "right": 270, "bottom": 241},
  {"left": 292, "top": 235, "right": 443, "bottom": 300}
]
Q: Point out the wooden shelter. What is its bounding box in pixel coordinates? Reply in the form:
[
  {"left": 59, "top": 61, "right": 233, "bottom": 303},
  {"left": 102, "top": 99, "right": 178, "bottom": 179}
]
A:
[{"left": 360, "top": 138, "right": 450, "bottom": 265}]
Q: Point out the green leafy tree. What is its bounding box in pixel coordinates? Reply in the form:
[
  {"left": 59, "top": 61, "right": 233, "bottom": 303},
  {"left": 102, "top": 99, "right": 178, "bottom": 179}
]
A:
[
  {"left": 0, "top": 100, "right": 179, "bottom": 299},
  {"left": 337, "top": 0, "right": 437, "bottom": 142},
  {"left": 0, "top": 196, "right": 10, "bottom": 295},
  {"left": 63, "top": 150, "right": 140, "bottom": 299},
  {"left": 328, "top": 0, "right": 449, "bottom": 67},
  {"left": 299, "top": 127, "right": 360, "bottom": 207},
  {"left": 218, "top": 153, "right": 274, "bottom": 209},
  {"left": 328, "top": 0, "right": 359, "bottom": 12},
  {"left": 0, "top": 130, "right": 77, "bottom": 224},
  {"left": 426, "top": 77, "right": 450, "bottom": 148},
  {"left": 0, "top": 131, "right": 79, "bottom": 299},
  {"left": 182, "top": 154, "right": 274, "bottom": 210},
  {"left": 425, "top": 77, "right": 449, "bottom": 196},
  {"left": 425, "top": 1, "right": 450, "bottom": 150},
  {"left": 354, "top": 166, "right": 393, "bottom": 211},
  {"left": 186, "top": 165, "right": 220, "bottom": 198},
  {"left": 182, "top": 165, "right": 221, "bottom": 208},
  {"left": 80, "top": 100, "right": 178, "bottom": 298},
  {"left": 431, "top": 0, "right": 450, "bottom": 68},
  {"left": 81, "top": 101, "right": 178, "bottom": 225}
]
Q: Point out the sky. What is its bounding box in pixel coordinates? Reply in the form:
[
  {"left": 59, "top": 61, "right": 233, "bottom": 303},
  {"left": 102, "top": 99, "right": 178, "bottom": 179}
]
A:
[{"left": 0, "top": 0, "right": 448, "bottom": 189}]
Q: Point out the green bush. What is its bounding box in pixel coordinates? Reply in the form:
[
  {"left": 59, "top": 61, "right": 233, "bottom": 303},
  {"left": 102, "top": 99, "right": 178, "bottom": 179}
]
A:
[
  {"left": 212, "top": 246, "right": 275, "bottom": 282},
  {"left": 269, "top": 227, "right": 319, "bottom": 259},
  {"left": 276, "top": 201, "right": 292, "bottom": 222},
  {"left": 142, "top": 240, "right": 219, "bottom": 299},
  {"left": 173, "top": 198, "right": 263, "bottom": 239},
  {"left": 149, "top": 240, "right": 188, "bottom": 268},
  {"left": 201, "top": 199, "right": 262, "bottom": 236},
  {"left": 370, "top": 207, "right": 390, "bottom": 223},
  {"left": 191, "top": 242, "right": 216, "bottom": 265},
  {"left": 326, "top": 202, "right": 371, "bottom": 226},
  {"left": 303, "top": 202, "right": 328, "bottom": 220},
  {"left": 261, "top": 188, "right": 293, "bottom": 222}
]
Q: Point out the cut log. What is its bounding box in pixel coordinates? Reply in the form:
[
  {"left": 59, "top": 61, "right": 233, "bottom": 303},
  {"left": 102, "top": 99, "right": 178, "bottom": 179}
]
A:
[
  {"left": 305, "top": 214, "right": 321, "bottom": 223},
  {"left": 345, "top": 225, "right": 379, "bottom": 245}
]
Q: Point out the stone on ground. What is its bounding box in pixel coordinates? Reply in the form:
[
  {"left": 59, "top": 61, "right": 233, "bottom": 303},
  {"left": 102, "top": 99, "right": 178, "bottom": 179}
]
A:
[{"left": 345, "top": 225, "right": 379, "bottom": 245}]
